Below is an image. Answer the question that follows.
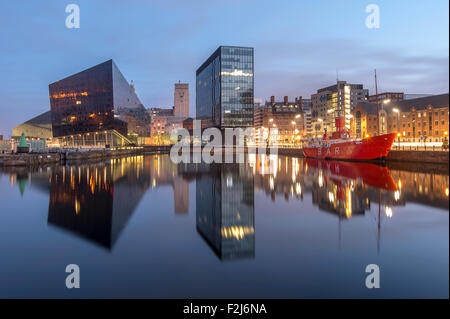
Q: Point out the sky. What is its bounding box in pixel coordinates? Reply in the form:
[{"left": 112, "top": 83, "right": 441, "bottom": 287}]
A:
[{"left": 0, "top": 0, "right": 448, "bottom": 137}]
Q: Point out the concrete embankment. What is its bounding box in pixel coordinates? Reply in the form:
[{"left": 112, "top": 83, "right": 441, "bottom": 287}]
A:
[
  {"left": 386, "top": 150, "right": 449, "bottom": 164},
  {"left": 274, "top": 148, "right": 449, "bottom": 164},
  {"left": 62, "top": 148, "right": 144, "bottom": 161},
  {"left": 0, "top": 153, "right": 60, "bottom": 166},
  {"left": 0, "top": 146, "right": 173, "bottom": 167}
]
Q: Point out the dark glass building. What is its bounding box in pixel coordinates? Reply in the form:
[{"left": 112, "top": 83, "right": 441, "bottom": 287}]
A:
[
  {"left": 49, "top": 60, "right": 150, "bottom": 146},
  {"left": 196, "top": 46, "right": 254, "bottom": 128}
]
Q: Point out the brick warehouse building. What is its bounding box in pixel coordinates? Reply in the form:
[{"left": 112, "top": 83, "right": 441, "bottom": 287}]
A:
[
  {"left": 351, "top": 93, "right": 449, "bottom": 143},
  {"left": 254, "top": 96, "right": 312, "bottom": 144}
]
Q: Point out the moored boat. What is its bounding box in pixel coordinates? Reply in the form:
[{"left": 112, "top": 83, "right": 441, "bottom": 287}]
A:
[{"left": 302, "top": 117, "right": 396, "bottom": 161}]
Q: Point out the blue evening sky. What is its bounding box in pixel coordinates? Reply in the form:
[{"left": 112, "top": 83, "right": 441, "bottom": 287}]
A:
[{"left": 0, "top": 0, "right": 448, "bottom": 136}]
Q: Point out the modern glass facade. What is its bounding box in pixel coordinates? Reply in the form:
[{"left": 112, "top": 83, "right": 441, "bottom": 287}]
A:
[
  {"left": 196, "top": 46, "right": 254, "bottom": 128},
  {"left": 49, "top": 60, "right": 150, "bottom": 140}
]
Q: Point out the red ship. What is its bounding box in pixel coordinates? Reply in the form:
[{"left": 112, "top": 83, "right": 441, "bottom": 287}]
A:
[{"left": 303, "top": 117, "right": 396, "bottom": 161}]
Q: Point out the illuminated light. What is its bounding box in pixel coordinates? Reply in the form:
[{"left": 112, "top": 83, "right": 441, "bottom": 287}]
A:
[
  {"left": 89, "top": 113, "right": 95, "bottom": 118},
  {"left": 269, "top": 118, "right": 274, "bottom": 122},
  {"left": 365, "top": 134, "right": 370, "bottom": 138},
  {"left": 345, "top": 188, "right": 352, "bottom": 218},
  {"left": 385, "top": 207, "right": 393, "bottom": 218},
  {"left": 398, "top": 180, "right": 402, "bottom": 190},
  {"left": 397, "top": 133, "right": 401, "bottom": 137},
  {"left": 328, "top": 192, "right": 335, "bottom": 203},
  {"left": 74, "top": 199, "right": 80, "bottom": 215},
  {"left": 295, "top": 114, "right": 301, "bottom": 118},
  {"left": 220, "top": 69, "right": 253, "bottom": 77},
  {"left": 272, "top": 124, "right": 276, "bottom": 128},
  {"left": 445, "top": 131, "right": 448, "bottom": 136},
  {"left": 269, "top": 176, "right": 274, "bottom": 190},
  {"left": 234, "top": 86, "right": 240, "bottom": 90},
  {"left": 385, "top": 99, "right": 392, "bottom": 104},
  {"left": 318, "top": 118, "right": 323, "bottom": 122},
  {"left": 318, "top": 172, "right": 323, "bottom": 187},
  {"left": 394, "top": 190, "right": 400, "bottom": 201},
  {"left": 446, "top": 188, "right": 449, "bottom": 197},
  {"left": 392, "top": 107, "right": 399, "bottom": 113},
  {"left": 296, "top": 183, "right": 301, "bottom": 195},
  {"left": 291, "top": 121, "right": 296, "bottom": 125},
  {"left": 76, "top": 101, "right": 81, "bottom": 105}
]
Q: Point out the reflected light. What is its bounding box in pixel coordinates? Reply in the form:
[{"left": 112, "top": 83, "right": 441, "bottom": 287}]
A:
[{"left": 385, "top": 207, "right": 393, "bottom": 218}]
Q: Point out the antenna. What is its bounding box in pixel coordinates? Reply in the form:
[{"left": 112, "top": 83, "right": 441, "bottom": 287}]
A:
[
  {"left": 336, "top": 69, "right": 339, "bottom": 82},
  {"left": 375, "top": 69, "right": 380, "bottom": 136}
]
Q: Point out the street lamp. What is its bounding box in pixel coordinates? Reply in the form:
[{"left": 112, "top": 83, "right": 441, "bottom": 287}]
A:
[{"left": 393, "top": 108, "right": 400, "bottom": 145}]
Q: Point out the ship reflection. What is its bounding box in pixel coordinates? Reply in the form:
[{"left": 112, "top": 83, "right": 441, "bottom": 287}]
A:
[
  {"left": 253, "top": 155, "right": 449, "bottom": 216},
  {"left": 181, "top": 163, "right": 255, "bottom": 261}
]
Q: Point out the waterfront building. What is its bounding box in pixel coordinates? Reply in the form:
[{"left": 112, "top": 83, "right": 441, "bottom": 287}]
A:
[
  {"left": 12, "top": 111, "right": 53, "bottom": 141},
  {"left": 174, "top": 83, "right": 189, "bottom": 117},
  {"left": 254, "top": 95, "right": 312, "bottom": 144},
  {"left": 368, "top": 92, "right": 404, "bottom": 104},
  {"left": 48, "top": 59, "right": 150, "bottom": 147},
  {"left": 196, "top": 46, "right": 254, "bottom": 129},
  {"left": 404, "top": 94, "right": 433, "bottom": 100},
  {"left": 311, "top": 81, "right": 368, "bottom": 133},
  {"left": 351, "top": 93, "right": 449, "bottom": 143},
  {"left": 148, "top": 107, "right": 174, "bottom": 118},
  {"left": 0, "top": 139, "right": 12, "bottom": 153}
]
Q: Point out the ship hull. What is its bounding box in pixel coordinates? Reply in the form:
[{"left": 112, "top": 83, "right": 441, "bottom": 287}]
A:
[{"left": 302, "top": 133, "right": 396, "bottom": 161}]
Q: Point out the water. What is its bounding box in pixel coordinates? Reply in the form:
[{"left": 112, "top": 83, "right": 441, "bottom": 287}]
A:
[{"left": 0, "top": 154, "right": 448, "bottom": 298}]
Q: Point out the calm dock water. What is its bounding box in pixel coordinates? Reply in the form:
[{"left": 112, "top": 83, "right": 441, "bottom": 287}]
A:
[{"left": 0, "top": 154, "right": 448, "bottom": 298}]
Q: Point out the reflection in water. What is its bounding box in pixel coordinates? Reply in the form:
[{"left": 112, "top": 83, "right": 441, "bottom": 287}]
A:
[
  {"left": 251, "top": 155, "right": 449, "bottom": 212},
  {"left": 2, "top": 154, "right": 448, "bottom": 255},
  {"left": 47, "top": 156, "right": 150, "bottom": 249},
  {"left": 4, "top": 155, "right": 189, "bottom": 250},
  {"left": 181, "top": 162, "right": 255, "bottom": 261}
]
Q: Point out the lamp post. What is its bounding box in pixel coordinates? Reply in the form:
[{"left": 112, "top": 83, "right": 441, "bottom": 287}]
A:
[
  {"left": 393, "top": 108, "right": 400, "bottom": 148},
  {"left": 444, "top": 131, "right": 449, "bottom": 150}
]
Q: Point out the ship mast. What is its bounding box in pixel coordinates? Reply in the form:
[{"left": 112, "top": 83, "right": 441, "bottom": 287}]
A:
[{"left": 375, "top": 69, "right": 380, "bottom": 136}]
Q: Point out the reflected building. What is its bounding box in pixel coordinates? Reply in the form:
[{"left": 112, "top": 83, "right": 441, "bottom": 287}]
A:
[
  {"left": 49, "top": 59, "right": 150, "bottom": 147},
  {"left": 186, "top": 163, "right": 255, "bottom": 260},
  {"left": 47, "top": 156, "right": 151, "bottom": 249}
]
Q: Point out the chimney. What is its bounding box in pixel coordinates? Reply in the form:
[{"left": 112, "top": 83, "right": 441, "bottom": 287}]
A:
[
  {"left": 270, "top": 96, "right": 275, "bottom": 104},
  {"left": 284, "top": 96, "right": 288, "bottom": 104}
]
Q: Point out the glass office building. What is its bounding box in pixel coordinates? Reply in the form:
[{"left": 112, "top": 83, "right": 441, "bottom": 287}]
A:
[
  {"left": 49, "top": 60, "right": 150, "bottom": 147},
  {"left": 196, "top": 46, "right": 254, "bottom": 128}
]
